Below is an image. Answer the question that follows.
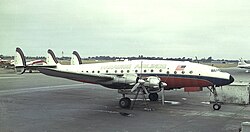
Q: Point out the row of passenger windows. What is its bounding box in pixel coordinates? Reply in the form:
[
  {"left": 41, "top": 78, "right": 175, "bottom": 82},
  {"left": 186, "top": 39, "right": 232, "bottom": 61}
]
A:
[{"left": 82, "top": 69, "right": 194, "bottom": 74}]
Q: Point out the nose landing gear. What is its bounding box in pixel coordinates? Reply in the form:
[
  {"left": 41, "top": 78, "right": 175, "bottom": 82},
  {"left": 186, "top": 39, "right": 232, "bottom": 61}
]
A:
[{"left": 208, "top": 86, "right": 221, "bottom": 110}]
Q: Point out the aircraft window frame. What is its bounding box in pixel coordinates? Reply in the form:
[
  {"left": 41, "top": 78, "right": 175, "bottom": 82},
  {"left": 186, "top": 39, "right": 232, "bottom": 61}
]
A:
[
  {"left": 189, "top": 71, "right": 193, "bottom": 74},
  {"left": 182, "top": 71, "right": 185, "bottom": 74},
  {"left": 174, "top": 71, "right": 177, "bottom": 74}
]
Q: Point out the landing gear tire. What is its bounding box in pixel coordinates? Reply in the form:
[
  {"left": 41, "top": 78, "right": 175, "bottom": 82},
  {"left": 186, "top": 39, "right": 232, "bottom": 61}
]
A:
[
  {"left": 149, "top": 93, "right": 158, "bottom": 101},
  {"left": 213, "top": 103, "right": 221, "bottom": 110},
  {"left": 119, "top": 97, "right": 131, "bottom": 109}
]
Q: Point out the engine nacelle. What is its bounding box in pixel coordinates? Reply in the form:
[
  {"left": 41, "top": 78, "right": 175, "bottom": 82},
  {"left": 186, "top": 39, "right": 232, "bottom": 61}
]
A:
[
  {"left": 144, "top": 76, "right": 161, "bottom": 88},
  {"left": 112, "top": 74, "right": 138, "bottom": 85}
]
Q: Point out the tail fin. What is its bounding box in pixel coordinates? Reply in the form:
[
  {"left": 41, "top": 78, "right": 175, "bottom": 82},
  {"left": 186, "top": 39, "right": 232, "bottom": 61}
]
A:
[
  {"left": 15, "top": 47, "right": 26, "bottom": 74},
  {"left": 46, "top": 49, "right": 58, "bottom": 65},
  {"left": 238, "top": 58, "right": 247, "bottom": 66},
  {"left": 71, "top": 51, "right": 82, "bottom": 65}
]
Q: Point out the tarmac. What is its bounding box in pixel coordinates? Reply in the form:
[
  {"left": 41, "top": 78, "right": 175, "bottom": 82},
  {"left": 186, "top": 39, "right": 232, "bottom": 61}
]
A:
[{"left": 0, "top": 68, "right": 250, "bottom": 132}]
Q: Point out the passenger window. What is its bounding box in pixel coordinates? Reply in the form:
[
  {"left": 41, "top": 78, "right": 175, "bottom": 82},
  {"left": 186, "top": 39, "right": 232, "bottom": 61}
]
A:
[
  {"left": 182, "top": 71, "right": 185, "bottom": 74},
  {"left": 106, "top": 70, "right": 108, "bottom": 73},
  {"left": 121, "top": 70, "right": 124, "bottom": 73},
  {"left": 135, "top": 70, "right": 138, "bottom": 73},
  {"left": 151, "top": 69, "right": 154, "bottom": 72},
  {"left": 86, "top": 71, "right": 88, "bottom": 73},
  {"left": 115, "top": 70, "right": 117, "bottom": 73},
  {"left": 189, "top": 71, "right": 193, "bottom": 74},
  {"left": 174, "top": 71, "right": 177, "bottom": 74},
  {"left": 92, "top": 71, "right": 94, "bottom": 73},
  {"left": 159, "top": 69, "right": 162, "bottom": 72},
  {"left": 144, "top": 70, "right": 147, "bottom": 73},
  {"left": 127, "top": 70, "right": 130, "bottom": 73},
  {"left": 97, "top": 71, "right": 100, "bottom": 73},
  {"left": 166, "top": 71, "right": 170, "bottom": 74}
]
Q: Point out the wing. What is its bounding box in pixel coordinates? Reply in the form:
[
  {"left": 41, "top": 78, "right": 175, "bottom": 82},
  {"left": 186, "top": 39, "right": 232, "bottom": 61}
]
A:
[{"left": 37, "top": 68, "right": 114, "bottom": 84}]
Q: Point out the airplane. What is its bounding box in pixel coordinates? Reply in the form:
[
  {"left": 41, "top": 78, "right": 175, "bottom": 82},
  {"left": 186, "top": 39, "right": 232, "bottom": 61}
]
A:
[
  {"left": 0, "top": 58, "right": 14, "bottom": 68},
  {"left": 0, "top": 58, "right": 9, "bottom": 63},
  {"left": 25, "top": 59, "right": 47, "bottom": 73},
  {"left": 237, "top": 58, "right": 250, "bottom": 72},
  {"left": 15, "top": 47, "right": 234, "bottom": 110}
]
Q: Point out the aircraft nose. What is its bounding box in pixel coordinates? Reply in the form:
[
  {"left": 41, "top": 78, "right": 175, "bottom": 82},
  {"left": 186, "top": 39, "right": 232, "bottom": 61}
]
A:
[{"left": 229, "top": 75, "right": 234, "bottom": 84}]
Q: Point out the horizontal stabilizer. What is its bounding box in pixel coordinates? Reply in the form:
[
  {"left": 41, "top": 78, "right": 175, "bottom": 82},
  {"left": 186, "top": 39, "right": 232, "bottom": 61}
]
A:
[{"left": 15, "top": 47, "right": 57, "bottom": 74}]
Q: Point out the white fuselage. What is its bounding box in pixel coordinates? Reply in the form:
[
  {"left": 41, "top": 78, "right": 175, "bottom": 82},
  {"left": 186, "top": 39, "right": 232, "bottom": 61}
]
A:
[{"left": 55, "top": 60, "right": 233, "bottom": 89}]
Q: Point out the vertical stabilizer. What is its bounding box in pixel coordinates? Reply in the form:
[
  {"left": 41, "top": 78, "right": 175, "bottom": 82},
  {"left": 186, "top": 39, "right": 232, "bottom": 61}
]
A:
[
  {"left": 238, "top": 58, "right": 247, "bottom": 66},
  {"left": 15, "top": 47, "right": 26, "bottom": 74},
  {"left": 71, "top": 51, "right": 82, "bottom": 65},
  {"left": 46, "top": 49, "right": 58, "bottom": 65}
]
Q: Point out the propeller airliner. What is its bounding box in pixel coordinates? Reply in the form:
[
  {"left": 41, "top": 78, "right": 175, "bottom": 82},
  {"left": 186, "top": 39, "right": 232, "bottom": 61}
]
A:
[
  {"left": 15, "top": 47, "right": 234, "bottom": 110},
  {"left": 237, "top": 58, "right": 250, "bottom": 72}
]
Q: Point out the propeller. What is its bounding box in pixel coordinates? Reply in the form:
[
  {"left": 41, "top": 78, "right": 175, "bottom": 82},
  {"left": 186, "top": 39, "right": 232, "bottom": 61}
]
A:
[{"left": 131, "top": 78, "right": 149, "bottom": 94}]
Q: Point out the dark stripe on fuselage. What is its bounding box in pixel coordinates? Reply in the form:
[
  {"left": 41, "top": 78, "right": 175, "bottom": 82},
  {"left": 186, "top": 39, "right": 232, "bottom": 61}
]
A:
[{"left": 80, "top": 73, "right": 230, "bottom": 89}]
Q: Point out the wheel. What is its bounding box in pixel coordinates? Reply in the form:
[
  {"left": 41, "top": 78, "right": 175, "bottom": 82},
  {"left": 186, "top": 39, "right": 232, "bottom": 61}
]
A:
[
  {"left": 213, "top": 103, "right": 221, "bottom": 110},
  {"left": 149, "top": 93, "right": 158, "bottom": 101},
  {"left": 119, "top": 97, "right": 131, "bottom": 109}
]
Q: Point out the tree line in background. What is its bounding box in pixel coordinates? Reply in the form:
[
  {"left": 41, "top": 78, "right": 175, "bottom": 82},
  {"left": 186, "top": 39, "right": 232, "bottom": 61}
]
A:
[{"left": 0, "top": 54, "right": 238, "bottom": 63}]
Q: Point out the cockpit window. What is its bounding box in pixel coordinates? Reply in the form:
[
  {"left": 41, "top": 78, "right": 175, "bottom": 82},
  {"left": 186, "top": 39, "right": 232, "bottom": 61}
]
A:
[{"left": 211, "top": 69, "right": 221, "bottom": 72}]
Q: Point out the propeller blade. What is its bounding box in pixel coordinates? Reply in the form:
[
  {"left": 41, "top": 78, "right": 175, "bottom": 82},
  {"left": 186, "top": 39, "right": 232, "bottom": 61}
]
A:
[
  {"left": 141, "top": 85, "right": 149, "bottom": 95},
  {"left": 159, "top": 81, "right": 167, "bottom": 88},
  {"left": 131, "top": 83, "right": 140, "bottom": 92}
]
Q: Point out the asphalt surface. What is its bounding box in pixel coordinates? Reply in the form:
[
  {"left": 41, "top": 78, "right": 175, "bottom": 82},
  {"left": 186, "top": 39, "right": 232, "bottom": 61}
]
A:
[{"left": 0, "top": 68, "right": 250, "bottom": 132}]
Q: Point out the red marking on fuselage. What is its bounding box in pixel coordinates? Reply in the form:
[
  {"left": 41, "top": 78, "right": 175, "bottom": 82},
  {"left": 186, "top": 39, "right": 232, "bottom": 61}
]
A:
[
  {"left": 73, "top": 76, "right": 213, "bottom": 89},
  {"left": 160, "top": 76, "right": 213, "bottom": 88}
]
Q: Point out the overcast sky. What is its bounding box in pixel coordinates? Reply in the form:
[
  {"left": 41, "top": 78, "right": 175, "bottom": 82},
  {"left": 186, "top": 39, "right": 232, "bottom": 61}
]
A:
[{"left": 0, "top": 0, "right": 250, "bottom": 59}]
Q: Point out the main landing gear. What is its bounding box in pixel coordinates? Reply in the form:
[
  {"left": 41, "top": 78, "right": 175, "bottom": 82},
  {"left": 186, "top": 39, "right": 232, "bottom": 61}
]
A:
[
  {"left": 148, "top": 93, "right": 158, "bottom": 101},
  {"left": 119, "top": 97, "right": 131, "bottom": 109},
  {"left": 118, "top": 92, "right": 159, "bottom": 109},
  {"left": 208, "top": 86, "right": 221, "bottom": 110}
]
